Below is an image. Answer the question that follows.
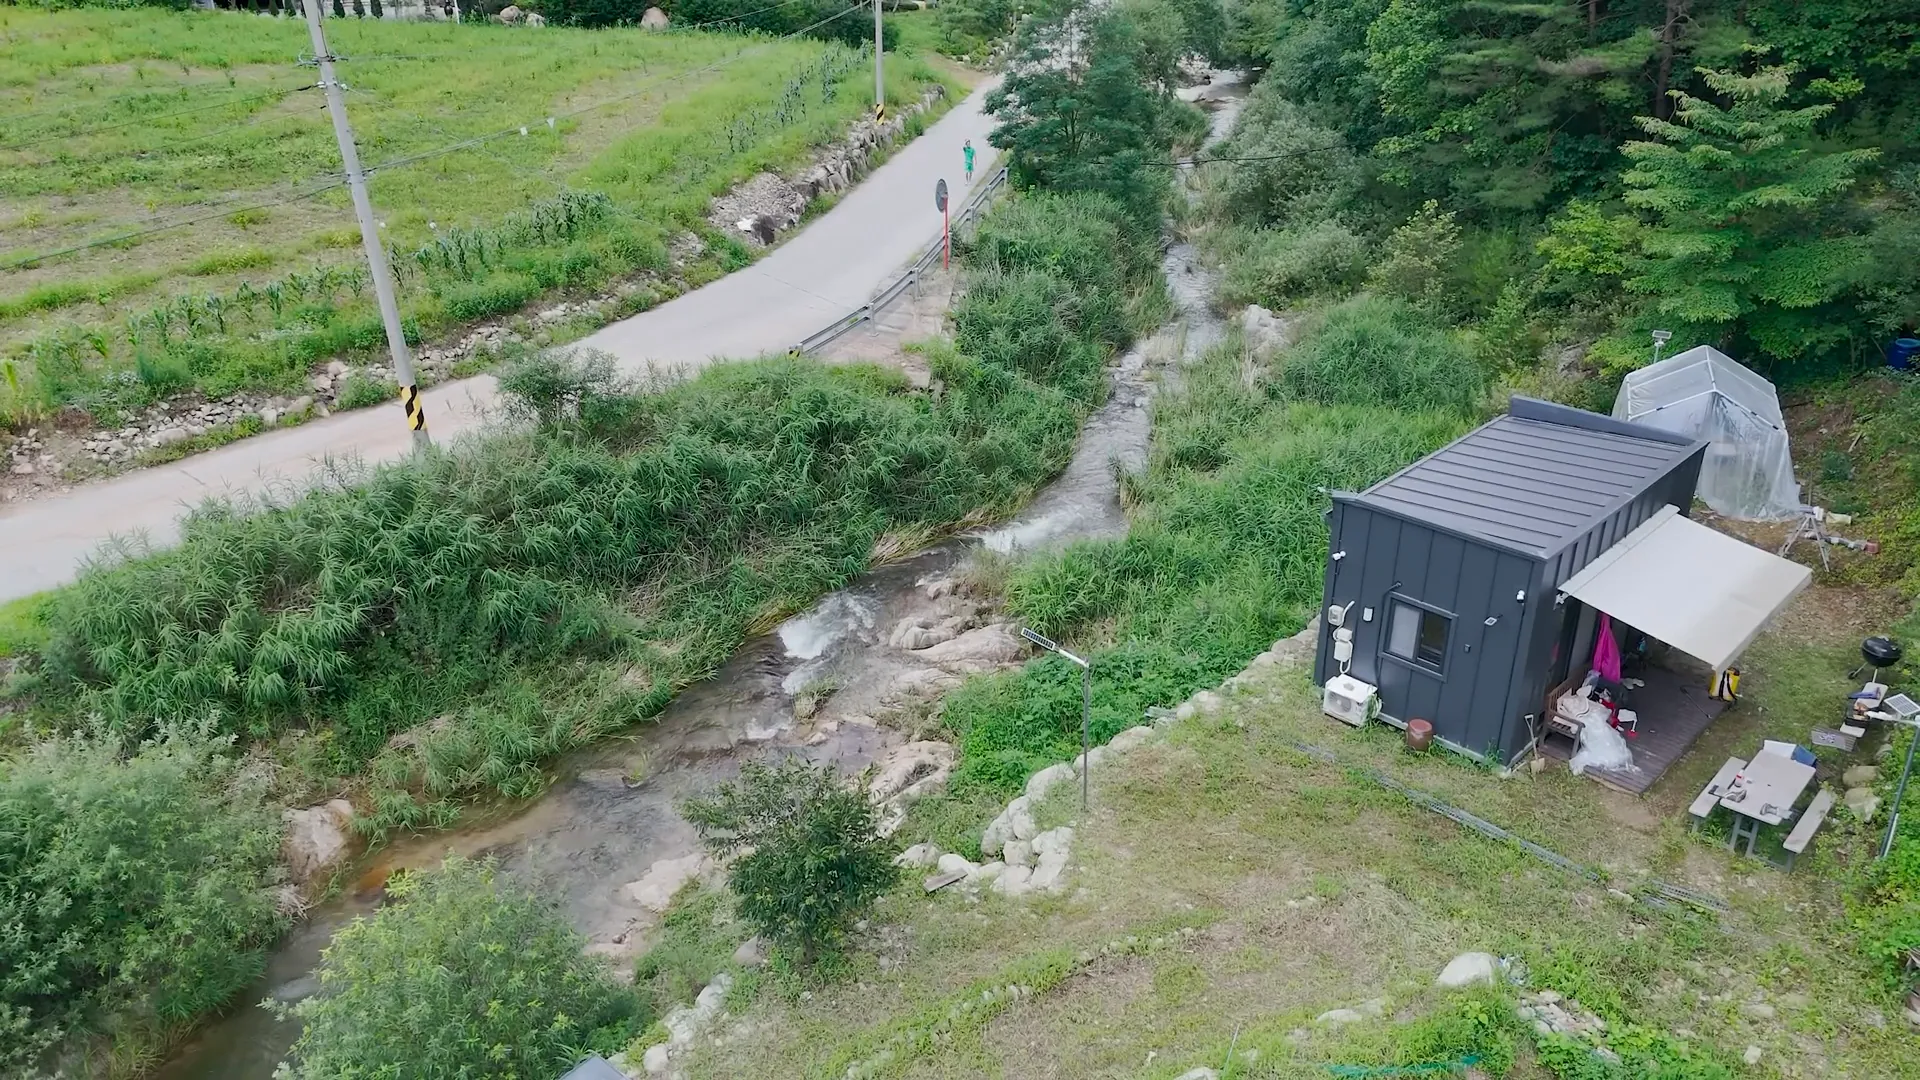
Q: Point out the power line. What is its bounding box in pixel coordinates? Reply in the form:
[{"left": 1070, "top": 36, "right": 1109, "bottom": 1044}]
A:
[
  {"left": 358, "top": 3, "right": 866, "bottom": 178},
  {"left": 1141, "top": 144, "right": 1360, "bottom": 168},
  {"left": 2, "top": 3, "right": 871, "bottom": 272},
  {"left": 0, "top": 85, "right": 318, "bottom": 153},
  {"left": 4, "top": 78, "right": 299, "bottom": 126},
  {"left": 335, "top": 0, "right": 821, "bottom": 59},
  {"left": 1, "top": 181, "right": 345, "bottom": 272}
]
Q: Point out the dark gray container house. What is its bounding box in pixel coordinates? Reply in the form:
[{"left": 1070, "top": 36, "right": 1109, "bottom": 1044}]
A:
[{"left": 1312, "top": 398, "right": 1707, "bottom": 764}]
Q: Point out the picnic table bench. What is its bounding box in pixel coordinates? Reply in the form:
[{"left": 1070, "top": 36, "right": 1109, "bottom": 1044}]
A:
[
  {"left": 1688, "top": 756, "right": 1746, "bottom": 828},
  {"left": 1782, "top": 788, "right": 1835, "bottom": 869}
]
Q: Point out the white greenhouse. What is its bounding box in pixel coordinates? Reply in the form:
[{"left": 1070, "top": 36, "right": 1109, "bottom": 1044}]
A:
[{"left": 1611, "top": 345, "right": 1802, "bottom": 521}]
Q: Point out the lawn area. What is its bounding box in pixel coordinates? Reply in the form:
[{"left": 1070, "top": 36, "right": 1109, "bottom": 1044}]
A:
[
  {"left": 0, "top": 7, "right": 948, "bottom": 425},
  {"left": 676, "top": 609, "right": 1917, "bottom": 1079}
]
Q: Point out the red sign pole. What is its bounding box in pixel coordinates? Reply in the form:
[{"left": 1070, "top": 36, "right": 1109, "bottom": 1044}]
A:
[{"left": 943, "top": 206, "right": 951, "bottom": 269}]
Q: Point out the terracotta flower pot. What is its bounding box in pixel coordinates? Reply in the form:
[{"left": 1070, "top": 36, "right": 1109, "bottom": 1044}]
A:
[{"left": 1405, "top": 718, "right": 1435, "bottom": 752}]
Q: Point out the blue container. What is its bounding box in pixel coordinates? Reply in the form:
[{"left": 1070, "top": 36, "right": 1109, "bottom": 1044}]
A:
[{"left": 1891, "top": 338, "right": 1920, "bottom": 370}]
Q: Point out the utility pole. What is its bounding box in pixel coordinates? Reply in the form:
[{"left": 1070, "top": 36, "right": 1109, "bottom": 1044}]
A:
[
  {"left": 873, "top": 0, "right": 884, "bottom": 121},
  {"left": 301, "top": 0, "right": 430, "bottom": 449}
]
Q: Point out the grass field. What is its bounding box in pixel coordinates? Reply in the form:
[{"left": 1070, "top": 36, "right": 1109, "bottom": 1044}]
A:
[
  {"left": 0, "top": 7, "right": 946, "bottom": 426},
  {"left": 674, "top": 607, "right": 1917, "bottom": 1079}
]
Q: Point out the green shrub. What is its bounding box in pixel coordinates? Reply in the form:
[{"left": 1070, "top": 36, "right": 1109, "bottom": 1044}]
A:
[
  {"left": 602, "top": 226, "right": 670, "bottom": 275},
  {"left": 133, "top": 347, "right": 193, "bottom": 397},
  {"left": 1213, "top": 220, "right": 1371, "bottom": 308},
  {"left": 334, "top": 370, "right": 396, "bottom": 411},
  {"left": 1205, "top": 85, "right": 1362, "bottom": 227},
  {"left": 0, "top": 724, "right": 285, "bottom": 1072},
  {"left": 1369, "top": 200, "right": 1466, "bottom": 321},
  {"left": 1274, "top": 294, "right": 1488, "bottom": 417},
  {"left": 685, "top": 759, "right": 900, "bottom": 962},
  {"left": 186, "top": 247, "right": 274, "bottom": 277},
  {"left": 440, "top": 273, "right": 539, "bottom": 321},
  {"left": 277, "top": 856, "right": 639, "bottom": 1080}
]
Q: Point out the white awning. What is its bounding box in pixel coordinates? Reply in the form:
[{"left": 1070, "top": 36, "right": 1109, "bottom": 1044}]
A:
[{"left": 1558, "top": 505, "right": 1811, "bottom": 672}]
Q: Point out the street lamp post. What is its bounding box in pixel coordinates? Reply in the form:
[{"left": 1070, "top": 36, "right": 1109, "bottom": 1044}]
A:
[{"left": 1021, "top": 627, "right": 1091, "bottom": 812}]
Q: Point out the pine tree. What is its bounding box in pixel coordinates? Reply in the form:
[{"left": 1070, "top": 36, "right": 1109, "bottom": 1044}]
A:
[
  {"left": 1621, "top": 63, "right": 1878, "bottom": 358},
  {"left": 985, "top": 9, "right": 1169, "bottom": 225},
  {"left": 1364, "top": 0, "right": 1658, "bottom": 211}
]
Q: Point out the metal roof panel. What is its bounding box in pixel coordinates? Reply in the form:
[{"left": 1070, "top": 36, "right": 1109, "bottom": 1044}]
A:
[{"left": 1353, "top": 403, "right": 1700, "bottom": 557}]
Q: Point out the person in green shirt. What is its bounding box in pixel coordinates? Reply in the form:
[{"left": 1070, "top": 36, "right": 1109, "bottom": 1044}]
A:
[{"left": 964, "top": 140, "right": 975, "bottom": 183}]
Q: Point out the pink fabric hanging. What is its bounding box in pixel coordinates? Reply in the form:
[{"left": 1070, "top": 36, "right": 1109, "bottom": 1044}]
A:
[{"left": 1592, "top": 612, "right": 1623, "bottom": 683}]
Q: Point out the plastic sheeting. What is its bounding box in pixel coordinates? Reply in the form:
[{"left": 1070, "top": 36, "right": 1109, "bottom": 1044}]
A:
[
  {"left": 1569, "top": 709, "right": 1635, "bottom": 776},
  {"left": 1612, "top": 345, "right": 1801, "bottom": 520}
]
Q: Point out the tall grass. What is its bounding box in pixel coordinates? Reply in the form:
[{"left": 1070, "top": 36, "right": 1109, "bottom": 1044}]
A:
[
  {"left": 935, "top": 316, "right": 1478, "bottom": 803},
  {"left": 1273, "top": 293, "right": 1491, "bottom": 416}
]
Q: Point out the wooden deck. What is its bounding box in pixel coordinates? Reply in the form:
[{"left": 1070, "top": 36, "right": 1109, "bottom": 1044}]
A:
[{"left": 1541, "top": 664, "right": 1728, "bottom": 795}]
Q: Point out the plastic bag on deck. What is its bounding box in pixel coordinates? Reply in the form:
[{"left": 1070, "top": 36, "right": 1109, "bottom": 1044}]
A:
[{"left": 1569, "top": 711, "right": 1634, "bottom": 775}]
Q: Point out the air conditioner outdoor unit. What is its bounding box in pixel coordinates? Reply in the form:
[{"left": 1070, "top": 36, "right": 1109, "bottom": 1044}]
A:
[{"left": 1322, "top": 674, "right": 1378, "bottom": 727}]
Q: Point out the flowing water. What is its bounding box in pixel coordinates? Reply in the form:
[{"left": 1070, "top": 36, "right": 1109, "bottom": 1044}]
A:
[{"left": 153, "top": 73, "right": 1246, "bottom": 1080}]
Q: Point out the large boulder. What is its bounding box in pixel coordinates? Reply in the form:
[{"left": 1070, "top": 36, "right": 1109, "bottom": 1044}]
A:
[
  {"left": 895, "top": 843, "right": 941, "bottom": 869},
  {"left": 980, "top": 795, "right": 1035, "bottom": 856},
  {"left": 1846, "top": 786, "right": 1882, "bottom": 822},
  {"left": 494, "top": 3, "right": 522, "bottom": 22},
  {"left": 1025, "top": 761, "right": 1076, "bottom": 802},
  {"left": 624, "top": 852, "right": 707, "bottom": 913},
  {"left": 869, "top": 740, "right": 956, "bottom": 804},
  {"left": 1241, "top": 304, "right": 1294, "bottom": 356},
  {"left": 523, "top": 11, "right": 545, "bottom": 25},
  {"left": 640, "top": 5, "right": 669, "bottom": 28},
  {"left": 736, "top": 214, "right": 778, "bottom": 246},
  {"left": 1436, "top": 951, "right": 1500, "bottom": 989},
  {"left": 913, "top": 625, "right": 1028, "bottom": 666},
  {"left": 282, "top": 799, "right": 355, "bottom": 885}
]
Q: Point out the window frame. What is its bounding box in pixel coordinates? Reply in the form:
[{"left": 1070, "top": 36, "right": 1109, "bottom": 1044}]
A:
[{"left": 1383, "top": 595, "right": 1454, "bottom": 677}]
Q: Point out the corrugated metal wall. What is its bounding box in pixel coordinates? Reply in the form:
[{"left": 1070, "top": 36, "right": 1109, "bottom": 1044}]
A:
[{"left": 1318, "top": 501, "right": 1537, "bottom": 758}]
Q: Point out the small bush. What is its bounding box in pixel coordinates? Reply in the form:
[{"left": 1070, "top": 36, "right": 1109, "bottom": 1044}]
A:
[
  {"left": 1274, "top": 294, "right": 1487, "bottom": 417},
  {"left": 1205, "top": 86, "right": 1362, "bottom": 227},
  {"left": 1213, "top": 220, "right": 1371, "bottom": 308},
  {"left": 684, "top": 759, "right": 900, "bottom": 962},
  {"left": 1369, "top": 200, "right": 1465, "bottom": 320},
  {"left": 441, "top": 273, "right": 539, "bottom": 321},
  {"left": 277, "top": 856, "right": 639, "bottom": 1080},
  {"left": 134, "top": 348, "right": 194, "bottom": 397},
  {"left": 602, "top": 226, "right": 670, "bottom": 274},
  {"left": 186, "top": 247, "right": 274, "bottom": 277},
  {"left": 497, "top": 347, "right": 631, "bottom": 430},
  {"left": 334, "top": 370, "right": 395, "bottom": 411}
]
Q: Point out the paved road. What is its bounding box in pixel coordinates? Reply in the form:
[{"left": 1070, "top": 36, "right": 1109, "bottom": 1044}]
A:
[{"left": 0, "top": 84, "right": 1001, "bottom": 603}]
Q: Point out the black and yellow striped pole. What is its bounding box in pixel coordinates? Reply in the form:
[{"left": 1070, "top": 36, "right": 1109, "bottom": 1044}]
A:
[
  {"left": 401, "top": 383, "right": 426, "bottom": 436},
  {"left": 872, "top": 0, "right": 884, "bottom": 124},
  {"left": 302, "top": 0, "right": 429, "bottom": 452}
]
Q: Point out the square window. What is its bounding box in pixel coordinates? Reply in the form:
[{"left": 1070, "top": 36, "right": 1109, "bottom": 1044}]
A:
[{"left": 1388, "top": 601, "right": 1450, "bottom": 671}]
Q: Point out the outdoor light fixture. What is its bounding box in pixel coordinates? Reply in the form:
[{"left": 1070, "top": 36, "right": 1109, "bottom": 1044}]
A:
[
  {"left": 1651, "top": 329, "right": 1673, "bottom": 364},
  {"left": 1879, "top": 695, "right": 1920, "bottom": 860},
  {"left": 1022, "top": 627, "right": 1092, "bottom": 812}
]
